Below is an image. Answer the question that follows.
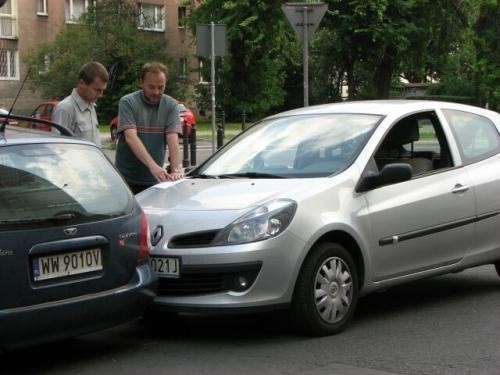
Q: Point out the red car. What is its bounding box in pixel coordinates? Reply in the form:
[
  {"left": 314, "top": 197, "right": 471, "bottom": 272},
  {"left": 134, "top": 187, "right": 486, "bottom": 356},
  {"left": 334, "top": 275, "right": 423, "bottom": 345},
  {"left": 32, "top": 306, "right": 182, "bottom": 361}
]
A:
[
  {"left": 27, "top": 100, "right": 59, "bottom": 131},
  {"left": 110, "top": 101, "right": 196, "bottom": 141}
]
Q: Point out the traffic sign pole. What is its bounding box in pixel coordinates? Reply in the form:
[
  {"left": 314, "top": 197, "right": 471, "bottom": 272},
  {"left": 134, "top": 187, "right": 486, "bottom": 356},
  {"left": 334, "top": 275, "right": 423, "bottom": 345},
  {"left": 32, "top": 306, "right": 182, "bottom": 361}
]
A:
[
  {"left": 282, "top": 2, "right": 327, "bottom": 107},
  {"left": 302, "top": 6, "right": 309, "bottom": 107}
]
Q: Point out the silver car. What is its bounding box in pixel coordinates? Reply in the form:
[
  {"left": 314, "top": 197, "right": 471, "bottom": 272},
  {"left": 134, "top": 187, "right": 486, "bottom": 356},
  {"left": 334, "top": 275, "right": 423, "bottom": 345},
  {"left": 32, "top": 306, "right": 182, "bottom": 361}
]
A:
[{"left": 137, "top": 100, "right": 500, "bottom": 335}]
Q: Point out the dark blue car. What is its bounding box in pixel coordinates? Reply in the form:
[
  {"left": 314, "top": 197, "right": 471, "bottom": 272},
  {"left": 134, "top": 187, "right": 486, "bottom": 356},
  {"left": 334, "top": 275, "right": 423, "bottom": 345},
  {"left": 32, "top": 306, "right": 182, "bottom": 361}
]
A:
[{"left": 0, "top": 117, "right": 156, "bottom": 350}]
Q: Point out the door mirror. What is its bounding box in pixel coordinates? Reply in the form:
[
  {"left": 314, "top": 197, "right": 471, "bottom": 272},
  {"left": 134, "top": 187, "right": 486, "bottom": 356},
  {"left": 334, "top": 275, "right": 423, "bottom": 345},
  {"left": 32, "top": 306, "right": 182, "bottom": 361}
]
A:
[{"left": 356, "top": 163, "right": 413, "bottom": 192}]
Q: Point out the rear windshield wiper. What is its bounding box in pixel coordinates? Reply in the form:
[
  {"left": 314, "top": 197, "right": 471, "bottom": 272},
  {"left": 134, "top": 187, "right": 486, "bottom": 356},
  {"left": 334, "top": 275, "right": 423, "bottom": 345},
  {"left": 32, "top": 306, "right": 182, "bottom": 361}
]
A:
[{"left": 216, "top": 172, "right": 285, "bottom": 179}]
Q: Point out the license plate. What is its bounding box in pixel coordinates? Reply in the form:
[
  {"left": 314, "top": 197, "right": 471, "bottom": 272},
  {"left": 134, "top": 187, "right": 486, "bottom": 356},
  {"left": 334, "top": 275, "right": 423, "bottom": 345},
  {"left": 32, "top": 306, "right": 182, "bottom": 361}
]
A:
[
  {"left": 32, "top": 248, "right": 102, "bottom": 282},
  {"left": 150, "top": 256, "right": 180, "bottom": 278}
]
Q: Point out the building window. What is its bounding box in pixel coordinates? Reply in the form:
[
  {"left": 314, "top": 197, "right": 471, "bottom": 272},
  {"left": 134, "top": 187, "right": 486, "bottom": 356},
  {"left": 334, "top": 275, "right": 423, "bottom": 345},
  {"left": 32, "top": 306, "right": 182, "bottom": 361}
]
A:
[
  {"left": 0, "top": 0, "right": 18, "bottom": 38},
  {"left": 178, "top": 6, "right": 186, "bottom": 28},
  {"left": 38, "top": 54, "right": 51, "bottom": 75},
  {"left": 179, "top": 57, "right": 187, "bottom": 78},
  {"left": 0, "top": 49, "right": 19, "bottom": 80},
  {"left": 198, "top": 59, "right": 208, "bottom": 84},
  {"left": 138, "top": 3, "right": 165, "bottom": 32},
  {"left": 65, "top": 0, "right": 92, "bottom": 23},
  {"left": 37, "top": 0, "right": 48, "bottom": 15}
]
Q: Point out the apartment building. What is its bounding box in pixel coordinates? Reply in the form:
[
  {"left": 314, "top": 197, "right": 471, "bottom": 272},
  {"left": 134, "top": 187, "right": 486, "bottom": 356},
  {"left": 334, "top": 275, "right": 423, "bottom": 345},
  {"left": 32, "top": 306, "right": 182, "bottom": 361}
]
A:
[{"left": 0, "top": 0, "right": 198, "bottom": 114}]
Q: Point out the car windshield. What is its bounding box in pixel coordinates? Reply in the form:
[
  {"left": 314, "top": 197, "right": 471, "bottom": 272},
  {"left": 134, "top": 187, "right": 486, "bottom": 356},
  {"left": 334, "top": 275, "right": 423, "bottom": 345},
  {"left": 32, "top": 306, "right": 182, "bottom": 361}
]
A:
[
  {"left": 195, "top": 113, "right": 381, "bottom": 178},
  {"left": 0, "top": 143, "right": 133, "bottom": 229},
  {"left": 177, "top": 103, "right": 188, "bottom": 112}
]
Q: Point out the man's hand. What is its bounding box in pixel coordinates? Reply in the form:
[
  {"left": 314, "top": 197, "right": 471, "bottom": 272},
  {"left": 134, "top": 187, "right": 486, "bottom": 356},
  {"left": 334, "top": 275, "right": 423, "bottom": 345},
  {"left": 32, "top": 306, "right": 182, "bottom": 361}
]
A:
[
  {"left": 167, "top": 170, "right": 184, "bottom": 181},
  {"left": 149, "top": 164, "right": 170, "bottom": 182}
]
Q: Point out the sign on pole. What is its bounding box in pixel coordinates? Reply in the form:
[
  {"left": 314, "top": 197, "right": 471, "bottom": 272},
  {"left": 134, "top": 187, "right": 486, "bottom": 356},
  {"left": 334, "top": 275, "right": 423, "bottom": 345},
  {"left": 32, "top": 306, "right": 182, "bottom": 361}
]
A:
[
  {"left": 196, "top": 24, "right": 227, "bottom": 154},
  {"left": 282, "top": 2, "right": 327, "bottom": 107},
  {"left": 196, "top": 24, "right": 227, "bottom": 57}
]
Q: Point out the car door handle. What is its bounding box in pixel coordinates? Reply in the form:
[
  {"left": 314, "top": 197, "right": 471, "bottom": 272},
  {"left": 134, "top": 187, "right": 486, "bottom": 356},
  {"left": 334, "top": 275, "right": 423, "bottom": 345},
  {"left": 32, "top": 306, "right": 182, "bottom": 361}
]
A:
[{"left": 452, "top": 184, "right": 469, "bottom": 194}]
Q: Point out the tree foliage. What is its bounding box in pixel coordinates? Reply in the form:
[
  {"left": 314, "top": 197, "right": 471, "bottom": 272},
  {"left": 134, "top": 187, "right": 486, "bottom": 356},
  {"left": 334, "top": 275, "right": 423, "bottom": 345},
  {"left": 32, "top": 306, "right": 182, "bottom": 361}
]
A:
[
  {"left": 24, "top": 0, "right": 176, "bottom": 122},
  {"left": 188, "top": 0, "right": 298, "bottom": 119}
]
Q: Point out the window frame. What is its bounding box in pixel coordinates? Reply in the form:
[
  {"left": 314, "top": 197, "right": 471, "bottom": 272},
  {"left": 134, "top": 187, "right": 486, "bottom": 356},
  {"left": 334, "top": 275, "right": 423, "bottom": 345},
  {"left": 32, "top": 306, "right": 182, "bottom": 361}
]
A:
[
  {"left": 37, "top": 0, "right": 48, "bottom": 16},
  {"left": 0, "top": 0, "right": 18, "bottom": 39},
  {"left": 65, "top": 0, "right": 93, "bottom": 23},
  {"left": 178, "top": 6, "right": 186, "bottom": 28},
  {"left": 179, "top": 57, "right": 187, "bottom": 78},
  {"left": 137, "top": 3, "right": 165, "bottom": 32},
  {"left": 0, "top": 48, "right": 19, "bottom": 80}
]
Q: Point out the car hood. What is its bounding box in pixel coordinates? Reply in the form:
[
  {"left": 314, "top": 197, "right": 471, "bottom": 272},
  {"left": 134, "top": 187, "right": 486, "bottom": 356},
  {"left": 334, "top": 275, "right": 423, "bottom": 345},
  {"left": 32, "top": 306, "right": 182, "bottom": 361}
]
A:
[
  {"left": 137, "top": 178, "right": 303, "bottom": 211},
  {"left": 136, "top": 178, "right": 313, "bottom": 237}
]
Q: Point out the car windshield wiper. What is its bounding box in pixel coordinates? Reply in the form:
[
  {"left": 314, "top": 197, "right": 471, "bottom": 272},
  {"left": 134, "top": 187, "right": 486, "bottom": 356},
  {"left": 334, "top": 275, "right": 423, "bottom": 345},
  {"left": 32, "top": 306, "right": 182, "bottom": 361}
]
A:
[
  {"left": 187, "top": 173, "right": 219, "bottom": 179},
  {"left": 0, "top": 212, "right": 77, "bottom": 225},
  {"left": 216, "top": 172, "right": 286, "bottom": 179}
]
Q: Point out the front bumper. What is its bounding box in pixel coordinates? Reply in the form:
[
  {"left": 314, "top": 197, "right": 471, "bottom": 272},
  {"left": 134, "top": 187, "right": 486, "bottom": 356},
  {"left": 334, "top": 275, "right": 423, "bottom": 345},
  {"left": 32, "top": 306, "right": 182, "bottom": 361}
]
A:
[
  {"left": 0, "top": 263, "right": 157, "bottom": 350},
  {"left": 150, "top": 232, "right": 306, "bottom": 312}
]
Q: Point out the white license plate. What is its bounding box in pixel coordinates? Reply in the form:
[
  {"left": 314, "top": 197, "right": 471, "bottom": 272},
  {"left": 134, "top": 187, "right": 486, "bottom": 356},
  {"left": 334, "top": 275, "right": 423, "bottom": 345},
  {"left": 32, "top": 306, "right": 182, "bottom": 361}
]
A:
[
  {"left": 150, "top": 256, "right": 180, "bottom": 278},
  {"left": 32, "top": 248, "right": 102, "bottom": 281}
]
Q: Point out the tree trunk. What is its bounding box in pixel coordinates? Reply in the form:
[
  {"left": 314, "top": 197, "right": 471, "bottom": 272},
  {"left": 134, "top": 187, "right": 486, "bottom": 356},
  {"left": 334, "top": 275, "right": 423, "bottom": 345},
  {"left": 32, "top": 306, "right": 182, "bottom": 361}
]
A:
[{"left": 375, "top": 54, "right": 395, "bottom": 99}]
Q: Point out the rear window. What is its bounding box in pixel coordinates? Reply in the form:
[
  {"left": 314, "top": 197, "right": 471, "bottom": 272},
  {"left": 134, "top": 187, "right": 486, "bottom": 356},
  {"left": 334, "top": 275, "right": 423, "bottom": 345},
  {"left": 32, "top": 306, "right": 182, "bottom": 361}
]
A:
[
  {"left": 443, "top": 109, "right": 500, "bottom": 164},
  {"left": 0, "top": 143, "right": 133, "bottom": 229}
]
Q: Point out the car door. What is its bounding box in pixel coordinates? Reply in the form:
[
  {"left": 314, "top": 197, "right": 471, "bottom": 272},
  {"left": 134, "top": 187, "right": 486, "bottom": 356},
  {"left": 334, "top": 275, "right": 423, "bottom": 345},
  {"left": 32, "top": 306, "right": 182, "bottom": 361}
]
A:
[
  {"left": 442, "top": 108, "right": 500, "bottom": 259},
  {"left": 361, "top": 112, "right": 475, "bottom": 282}
]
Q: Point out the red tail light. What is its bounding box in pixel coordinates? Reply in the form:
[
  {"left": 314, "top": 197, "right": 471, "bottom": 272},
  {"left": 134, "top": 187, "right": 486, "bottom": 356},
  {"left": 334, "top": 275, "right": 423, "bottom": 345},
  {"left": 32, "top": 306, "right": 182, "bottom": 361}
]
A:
[{"left": 138, "top": 212, "right": 151, "bottom": 261}]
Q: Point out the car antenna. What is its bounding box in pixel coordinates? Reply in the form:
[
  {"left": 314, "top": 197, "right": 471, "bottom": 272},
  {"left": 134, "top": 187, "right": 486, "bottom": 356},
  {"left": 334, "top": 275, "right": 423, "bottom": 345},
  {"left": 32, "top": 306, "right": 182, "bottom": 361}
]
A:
[{"left": 0, "top": 67, "right": 31, "bottom": 134}]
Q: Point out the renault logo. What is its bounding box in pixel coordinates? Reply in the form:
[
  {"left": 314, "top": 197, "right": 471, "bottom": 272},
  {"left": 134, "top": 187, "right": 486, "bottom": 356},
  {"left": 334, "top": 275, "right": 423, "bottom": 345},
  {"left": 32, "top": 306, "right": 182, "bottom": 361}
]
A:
[{"left": 64, "top": 227, "right": 78, "bottom": 236}]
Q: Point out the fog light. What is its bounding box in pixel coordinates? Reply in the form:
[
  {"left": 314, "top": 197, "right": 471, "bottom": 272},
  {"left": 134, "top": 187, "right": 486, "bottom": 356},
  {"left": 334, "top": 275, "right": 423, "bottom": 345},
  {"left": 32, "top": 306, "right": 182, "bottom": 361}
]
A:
[
  {"left": 228, "top": 269, "right": 260, "bottom": 292},
  {"left": 237, "top": 276, "right": 248, "bottom": 288}
]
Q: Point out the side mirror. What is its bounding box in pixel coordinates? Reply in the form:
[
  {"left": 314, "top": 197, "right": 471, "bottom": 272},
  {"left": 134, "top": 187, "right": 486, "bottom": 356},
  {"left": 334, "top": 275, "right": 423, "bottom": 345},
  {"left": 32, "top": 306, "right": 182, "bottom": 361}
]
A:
[{"left": 356, "top": 163, "right": 413, "bottom": 192}]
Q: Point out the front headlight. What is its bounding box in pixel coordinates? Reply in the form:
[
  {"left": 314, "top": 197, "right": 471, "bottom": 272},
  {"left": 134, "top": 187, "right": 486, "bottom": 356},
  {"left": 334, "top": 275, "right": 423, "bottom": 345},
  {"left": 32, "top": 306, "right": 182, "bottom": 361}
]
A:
[{"left": 212, "top": 199, "right": 297, "bottom": 246}]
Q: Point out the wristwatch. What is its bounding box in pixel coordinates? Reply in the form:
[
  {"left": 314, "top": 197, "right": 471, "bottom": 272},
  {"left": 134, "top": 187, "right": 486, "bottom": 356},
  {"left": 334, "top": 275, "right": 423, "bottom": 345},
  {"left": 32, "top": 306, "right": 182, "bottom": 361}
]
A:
[{"left": 172, "top": 167, "right": 184, "bottom": 173}]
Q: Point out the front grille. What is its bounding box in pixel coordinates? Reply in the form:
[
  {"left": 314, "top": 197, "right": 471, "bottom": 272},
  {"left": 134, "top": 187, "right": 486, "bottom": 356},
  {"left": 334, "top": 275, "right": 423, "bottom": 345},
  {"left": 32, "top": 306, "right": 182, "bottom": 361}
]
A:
[{"left": 168, "top": 230, "right": 220, "bottom": 248}]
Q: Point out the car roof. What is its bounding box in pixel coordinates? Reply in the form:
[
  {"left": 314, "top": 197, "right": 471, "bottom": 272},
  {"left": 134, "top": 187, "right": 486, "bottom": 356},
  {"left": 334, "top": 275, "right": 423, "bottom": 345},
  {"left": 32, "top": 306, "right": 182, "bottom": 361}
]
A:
[
  {"left": 267, "top": 100, "right": 499, "bottom": 120},
  {"left": 0, "top": 125, "right": 94, "bottom": 147}
]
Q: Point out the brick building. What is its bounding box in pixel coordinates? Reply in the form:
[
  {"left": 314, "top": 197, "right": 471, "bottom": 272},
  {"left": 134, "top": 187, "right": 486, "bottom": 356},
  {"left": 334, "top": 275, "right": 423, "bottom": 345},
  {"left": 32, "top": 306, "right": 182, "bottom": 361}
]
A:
[{"left": 0, "top": 0, "right": 199, "bottom": 114}]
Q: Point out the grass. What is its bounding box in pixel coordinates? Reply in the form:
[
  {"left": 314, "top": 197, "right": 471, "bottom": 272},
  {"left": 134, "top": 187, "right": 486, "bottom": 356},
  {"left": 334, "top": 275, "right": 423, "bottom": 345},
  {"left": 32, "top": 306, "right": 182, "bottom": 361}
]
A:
[{"left": 195, "top": 121, "right": 245, "bottom": 141}]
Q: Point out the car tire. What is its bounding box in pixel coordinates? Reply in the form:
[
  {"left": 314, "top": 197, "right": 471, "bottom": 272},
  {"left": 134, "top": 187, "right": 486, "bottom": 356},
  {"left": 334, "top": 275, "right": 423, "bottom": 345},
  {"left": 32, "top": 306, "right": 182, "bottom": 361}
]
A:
[
  {"left": 291, "top": 241, "right": 358, "bottom": 336},
  {"left": 495, "top": 262, "right": 500, "bottom": 277},
  {"left": 110, "top": 126, "right": 117, "bottom": 142}
]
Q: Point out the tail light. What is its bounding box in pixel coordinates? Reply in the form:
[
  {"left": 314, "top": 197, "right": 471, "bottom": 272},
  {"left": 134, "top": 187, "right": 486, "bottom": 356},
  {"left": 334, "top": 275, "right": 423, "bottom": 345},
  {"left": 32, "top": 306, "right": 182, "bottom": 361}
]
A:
[{"left": 138, "top": 212, "right": 151, "bottom": 261}]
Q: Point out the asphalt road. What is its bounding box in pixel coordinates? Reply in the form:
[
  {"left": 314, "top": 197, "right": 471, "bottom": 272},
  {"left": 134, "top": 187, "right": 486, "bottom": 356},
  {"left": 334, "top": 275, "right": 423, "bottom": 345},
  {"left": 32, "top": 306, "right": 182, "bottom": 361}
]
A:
[{"left": 2, "top": 265, "right": 499, "bottom": 375}]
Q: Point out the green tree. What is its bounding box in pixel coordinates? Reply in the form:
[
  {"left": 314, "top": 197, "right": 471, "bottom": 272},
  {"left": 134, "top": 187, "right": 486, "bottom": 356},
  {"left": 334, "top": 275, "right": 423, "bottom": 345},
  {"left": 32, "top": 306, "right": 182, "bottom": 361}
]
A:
[
  {"left": 472, "top": 0, "right": 500, "bottom": 109},
  {"left": 312, "top": 0, "right": 472, "bottom": 100},
  {"left": 24, "top": 0, "right": 178, "bottom": 122},
  {"left": 188, "top": 0, "right": 297, "bottom": 119}
]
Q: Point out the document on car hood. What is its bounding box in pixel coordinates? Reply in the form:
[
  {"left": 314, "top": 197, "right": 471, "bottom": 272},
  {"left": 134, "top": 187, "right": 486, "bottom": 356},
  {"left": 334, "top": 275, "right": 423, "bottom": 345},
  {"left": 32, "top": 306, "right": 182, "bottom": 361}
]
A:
[{"left": 155, "top": 179, "right": 186, "bottom": 189}]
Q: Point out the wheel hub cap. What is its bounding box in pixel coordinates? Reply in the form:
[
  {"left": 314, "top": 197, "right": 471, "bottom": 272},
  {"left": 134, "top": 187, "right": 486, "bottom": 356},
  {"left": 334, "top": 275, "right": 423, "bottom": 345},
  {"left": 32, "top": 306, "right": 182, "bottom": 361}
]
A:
[{"left": 314, "top": 257, "right": 353, "bottom": 324}]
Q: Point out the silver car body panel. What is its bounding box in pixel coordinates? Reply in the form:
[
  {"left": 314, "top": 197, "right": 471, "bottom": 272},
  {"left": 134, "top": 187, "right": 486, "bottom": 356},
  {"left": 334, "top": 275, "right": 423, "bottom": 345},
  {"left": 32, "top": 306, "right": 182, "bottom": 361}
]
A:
[{"left": 138, "top": 100, "right": 500, "bottom": 310}]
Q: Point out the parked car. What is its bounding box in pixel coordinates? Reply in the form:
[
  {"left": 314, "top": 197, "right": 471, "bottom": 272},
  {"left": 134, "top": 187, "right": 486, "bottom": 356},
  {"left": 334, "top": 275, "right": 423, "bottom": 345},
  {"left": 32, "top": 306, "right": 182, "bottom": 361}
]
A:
[
  {"left": 137, "top": 100, "right": 500, "bottom": 336},
  {"left": 0, "top": 108, "right": 18, "bottom": 126},
  {"left": 26, "top": 100, "right": 59, "bottom": 131},
  {"left": 0, "top": 116, "right": 157, "bottom": 350},
  {"left": 110, "top": 100, "right": 196, "bottom": 141}
]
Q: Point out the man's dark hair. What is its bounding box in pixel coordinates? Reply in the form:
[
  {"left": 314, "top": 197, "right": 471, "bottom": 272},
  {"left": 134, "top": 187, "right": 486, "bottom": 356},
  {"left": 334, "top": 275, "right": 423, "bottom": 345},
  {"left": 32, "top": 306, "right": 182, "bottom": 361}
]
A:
[{"left": 78, "top": 61, "right": 109, "bottom": 85}]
